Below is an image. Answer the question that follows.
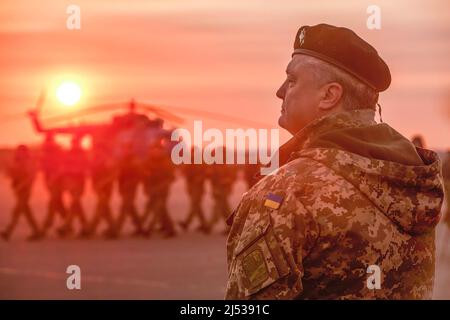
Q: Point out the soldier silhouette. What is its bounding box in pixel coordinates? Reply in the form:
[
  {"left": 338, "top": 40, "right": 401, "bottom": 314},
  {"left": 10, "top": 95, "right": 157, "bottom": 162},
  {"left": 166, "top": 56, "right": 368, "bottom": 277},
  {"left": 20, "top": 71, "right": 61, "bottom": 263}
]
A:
[
  {"left": 208, "top": 148, "right": 236, "bottom": 234},
  {"left": 1, "top": 145, "right": 41, "bottom": 241},
  {"left": 58, "top": 135, "right": 90, "bottom": 237},
  {"left": 115, "top": 142, "right": 145, "bottom": 236},
  {"left": 179, "top": 146, "right": 209, "bottom": 233},
  {"left": 41, "top": 133, "right": 68, "bottom": 236},
  {"left": 88, "top": 138, "right": 118, "bottom": 238},
  {"left": 143, "top": 140, "right": 176, "bottom": 238}
]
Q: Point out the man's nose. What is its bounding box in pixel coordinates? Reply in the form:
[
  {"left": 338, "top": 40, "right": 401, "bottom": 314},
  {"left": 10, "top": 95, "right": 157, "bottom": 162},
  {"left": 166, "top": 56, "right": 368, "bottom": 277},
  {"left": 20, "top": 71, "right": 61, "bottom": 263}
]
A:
[{"left": 276, "top": 80, "right": 287, "bottom": 99}]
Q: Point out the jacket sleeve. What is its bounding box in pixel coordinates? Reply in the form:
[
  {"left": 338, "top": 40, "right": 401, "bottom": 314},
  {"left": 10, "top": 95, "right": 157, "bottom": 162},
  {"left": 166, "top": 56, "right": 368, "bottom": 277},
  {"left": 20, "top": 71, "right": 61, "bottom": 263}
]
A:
[{"left": 225, "top": 192, "right": 319, "bottom": 300}]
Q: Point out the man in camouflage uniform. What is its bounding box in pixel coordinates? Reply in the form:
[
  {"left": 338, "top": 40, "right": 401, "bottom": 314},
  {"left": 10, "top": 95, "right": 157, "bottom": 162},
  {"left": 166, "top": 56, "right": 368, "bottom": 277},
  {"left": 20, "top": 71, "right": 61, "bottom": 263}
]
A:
[
  {"left": 1, "top": 145, "right": 41, "bottom": 241},
  {"left": 225, "top": 24, "right": 444, "bottom": 299}
]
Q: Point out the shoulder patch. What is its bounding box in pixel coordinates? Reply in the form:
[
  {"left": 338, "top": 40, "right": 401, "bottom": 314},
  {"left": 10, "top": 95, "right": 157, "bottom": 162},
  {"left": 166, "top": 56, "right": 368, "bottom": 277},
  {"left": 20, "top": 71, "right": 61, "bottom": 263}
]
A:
[{"left": 264, "top": 193, "right": 283, "bottom": 209}]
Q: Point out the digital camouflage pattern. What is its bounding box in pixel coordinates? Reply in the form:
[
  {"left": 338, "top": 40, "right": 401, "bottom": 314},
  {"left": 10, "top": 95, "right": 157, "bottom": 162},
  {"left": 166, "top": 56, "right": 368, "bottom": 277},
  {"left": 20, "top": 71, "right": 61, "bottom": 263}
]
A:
[{"left": 226, "top": 109, "right": 444, "bottom": 300}]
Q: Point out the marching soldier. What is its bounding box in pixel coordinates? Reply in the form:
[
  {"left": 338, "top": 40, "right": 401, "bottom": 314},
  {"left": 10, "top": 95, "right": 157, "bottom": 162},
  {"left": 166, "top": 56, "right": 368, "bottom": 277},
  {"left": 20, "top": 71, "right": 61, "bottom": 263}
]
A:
[
  {"left": 226, "top": 24, "right": 444, "bottom": 299},
  {"left": 179, "top": 146, "right": 209, "bottom": 233},
  {"left": 243, "top": 163, "right": 260, "bottom": 190},
  {"left": 41, "top": 133, "right": 67, "bottom": 236},
  {"left": 1, "top": 145, "right": 41, "bottom": 241},
  {"left": 88, "top": 139, "right": 117, "bottom": 238},
  {"left": 58, "top": 136, "right": 90, "bottom": 237},
  {"left": 143, "top": 141, "right": 176, "bottom": 238},
  {"left": 208, "top": 158, "right": 237, "bottom": 234},
  {"left": 115, "top": 142, "right": 145, "bottom": 236}
]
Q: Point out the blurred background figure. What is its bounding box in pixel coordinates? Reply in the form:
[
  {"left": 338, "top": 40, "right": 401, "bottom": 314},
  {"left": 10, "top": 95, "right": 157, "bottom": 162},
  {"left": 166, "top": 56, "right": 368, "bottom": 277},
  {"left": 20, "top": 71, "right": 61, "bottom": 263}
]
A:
[
  {"left": 242, "top": 149, "right": 260, "bottom": 190},
  {"left": 40, "top": 133, "right": 67, "bottom": 237},
  {"left": 115, "top": 142, "right": 145, "bottom": 236},
  {"left": 58, "top": 135, "right": 90, "bottom": 238},
  {"left": 207, "top": 150, "right": 237, "bottom": 234},
  {"left": 243, "top": 163, "right": 259, "bottom": 190},
  {"left": 1, "top": 145, "right": 41, "bottom": 241},
  {"left": 412, "top": 134, "right": 426, "bottom": 148},
  {"left": 88, "top": 136, "right": 118, "bottom": 238},
  {"left": 143, "top": 140, "right": 176, "bottom": 238},
  {"left": 179, "top": 146, "right": 209, "bottom": 234}
]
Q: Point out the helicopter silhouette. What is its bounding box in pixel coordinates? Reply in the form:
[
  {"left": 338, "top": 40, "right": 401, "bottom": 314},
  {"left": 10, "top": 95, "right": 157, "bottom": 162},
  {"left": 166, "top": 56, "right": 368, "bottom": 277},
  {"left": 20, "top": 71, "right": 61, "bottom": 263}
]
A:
[{"left": 0, "top": 90, "right": 271, "bottom": 158}]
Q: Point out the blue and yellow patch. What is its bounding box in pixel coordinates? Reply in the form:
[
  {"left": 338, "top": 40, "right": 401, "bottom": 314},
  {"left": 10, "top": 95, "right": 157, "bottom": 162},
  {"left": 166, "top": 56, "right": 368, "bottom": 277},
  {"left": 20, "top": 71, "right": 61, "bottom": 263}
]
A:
[{"left": 264, "top": 193, "right": 283, "bottom": 209}]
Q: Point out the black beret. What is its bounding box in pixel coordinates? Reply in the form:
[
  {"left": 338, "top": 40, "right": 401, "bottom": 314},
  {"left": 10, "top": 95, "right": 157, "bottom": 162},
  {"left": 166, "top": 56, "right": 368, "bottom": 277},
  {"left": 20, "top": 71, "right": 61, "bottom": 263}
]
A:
[{"left": 292, "top": 24, "right": 391, "bottom": 92}]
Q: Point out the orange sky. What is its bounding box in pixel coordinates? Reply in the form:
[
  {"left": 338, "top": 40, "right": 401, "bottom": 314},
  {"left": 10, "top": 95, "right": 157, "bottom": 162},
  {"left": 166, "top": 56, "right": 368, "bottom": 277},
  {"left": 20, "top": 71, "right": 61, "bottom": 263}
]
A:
[{"left": 0, "top": 0, "right": 449, "bottom": 149}]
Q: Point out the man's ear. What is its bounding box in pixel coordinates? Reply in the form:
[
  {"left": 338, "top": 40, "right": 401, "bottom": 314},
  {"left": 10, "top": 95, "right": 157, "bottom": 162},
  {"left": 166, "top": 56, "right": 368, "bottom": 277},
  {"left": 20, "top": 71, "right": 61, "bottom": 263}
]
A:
[{"left": 318, "top": 82, "right": 343, "bottom": 111}]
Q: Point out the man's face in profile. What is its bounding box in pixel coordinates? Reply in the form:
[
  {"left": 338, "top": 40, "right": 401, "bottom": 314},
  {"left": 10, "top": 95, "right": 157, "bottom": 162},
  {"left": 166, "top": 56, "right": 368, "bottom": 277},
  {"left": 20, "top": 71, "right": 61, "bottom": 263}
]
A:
[{"left": 276, "top": 55, "right": 323, "bottom": 135}]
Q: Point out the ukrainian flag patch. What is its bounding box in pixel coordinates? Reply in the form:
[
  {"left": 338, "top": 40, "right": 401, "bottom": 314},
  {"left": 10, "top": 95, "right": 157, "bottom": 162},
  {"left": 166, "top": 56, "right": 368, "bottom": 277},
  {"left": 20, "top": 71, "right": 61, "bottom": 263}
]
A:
[{"left": 264, "top": 193, "right": 283, "bottom": 209}]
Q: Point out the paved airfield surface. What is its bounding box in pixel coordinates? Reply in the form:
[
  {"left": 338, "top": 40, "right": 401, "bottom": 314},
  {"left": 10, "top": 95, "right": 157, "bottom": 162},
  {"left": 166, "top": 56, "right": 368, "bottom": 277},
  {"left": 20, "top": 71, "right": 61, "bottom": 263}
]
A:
[{"left": 0, "top": 173, "right": 449, "bottom": 299}]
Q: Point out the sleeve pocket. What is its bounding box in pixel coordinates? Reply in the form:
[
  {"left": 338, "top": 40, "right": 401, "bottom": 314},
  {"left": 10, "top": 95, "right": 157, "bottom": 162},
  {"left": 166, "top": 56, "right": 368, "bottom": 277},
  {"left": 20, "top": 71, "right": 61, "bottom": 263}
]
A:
[{"left": 233, "top": 211, "right": 291, "bottom": 297}]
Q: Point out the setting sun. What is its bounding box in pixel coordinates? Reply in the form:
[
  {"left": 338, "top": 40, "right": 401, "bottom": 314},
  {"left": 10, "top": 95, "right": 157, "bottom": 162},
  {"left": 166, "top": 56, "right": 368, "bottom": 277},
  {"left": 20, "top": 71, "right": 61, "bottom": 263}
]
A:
[{"left": 56, "top": 81, "right": 81, "bottom": 106}]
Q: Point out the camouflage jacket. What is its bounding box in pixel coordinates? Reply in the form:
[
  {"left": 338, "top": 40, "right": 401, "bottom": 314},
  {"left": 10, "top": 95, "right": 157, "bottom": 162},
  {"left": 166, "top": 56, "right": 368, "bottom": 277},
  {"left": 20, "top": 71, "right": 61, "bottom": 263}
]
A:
[{"left": 225, "top": 110, "right": 444, "bottom": 300}]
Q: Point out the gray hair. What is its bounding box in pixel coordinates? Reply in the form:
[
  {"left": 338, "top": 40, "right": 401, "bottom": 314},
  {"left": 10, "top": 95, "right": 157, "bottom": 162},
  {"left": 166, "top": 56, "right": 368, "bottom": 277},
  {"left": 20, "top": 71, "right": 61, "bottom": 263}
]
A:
[{"left": 298, "top": 55, "right": 379, "bottom": 110}]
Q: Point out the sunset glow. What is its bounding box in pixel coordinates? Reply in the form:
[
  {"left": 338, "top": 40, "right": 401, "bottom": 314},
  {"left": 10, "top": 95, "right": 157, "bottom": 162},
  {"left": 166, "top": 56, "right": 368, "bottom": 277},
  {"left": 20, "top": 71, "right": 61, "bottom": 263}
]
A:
[{"left": 56, "top": 81, "right": 81, "bottom": 106}]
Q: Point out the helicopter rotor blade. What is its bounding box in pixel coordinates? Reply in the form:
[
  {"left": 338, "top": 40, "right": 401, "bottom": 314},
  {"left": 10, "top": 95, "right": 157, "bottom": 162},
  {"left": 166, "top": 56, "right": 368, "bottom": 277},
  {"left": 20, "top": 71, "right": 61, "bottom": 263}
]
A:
[
  {"left": 137, "top": 103, "right": 185, "bottom": 125},
  {"left": 43, "top": 102, "right": 129, "bottom": 123},
  {"left": 145, "top": 104, "right": 273, "bottom": 128}
]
